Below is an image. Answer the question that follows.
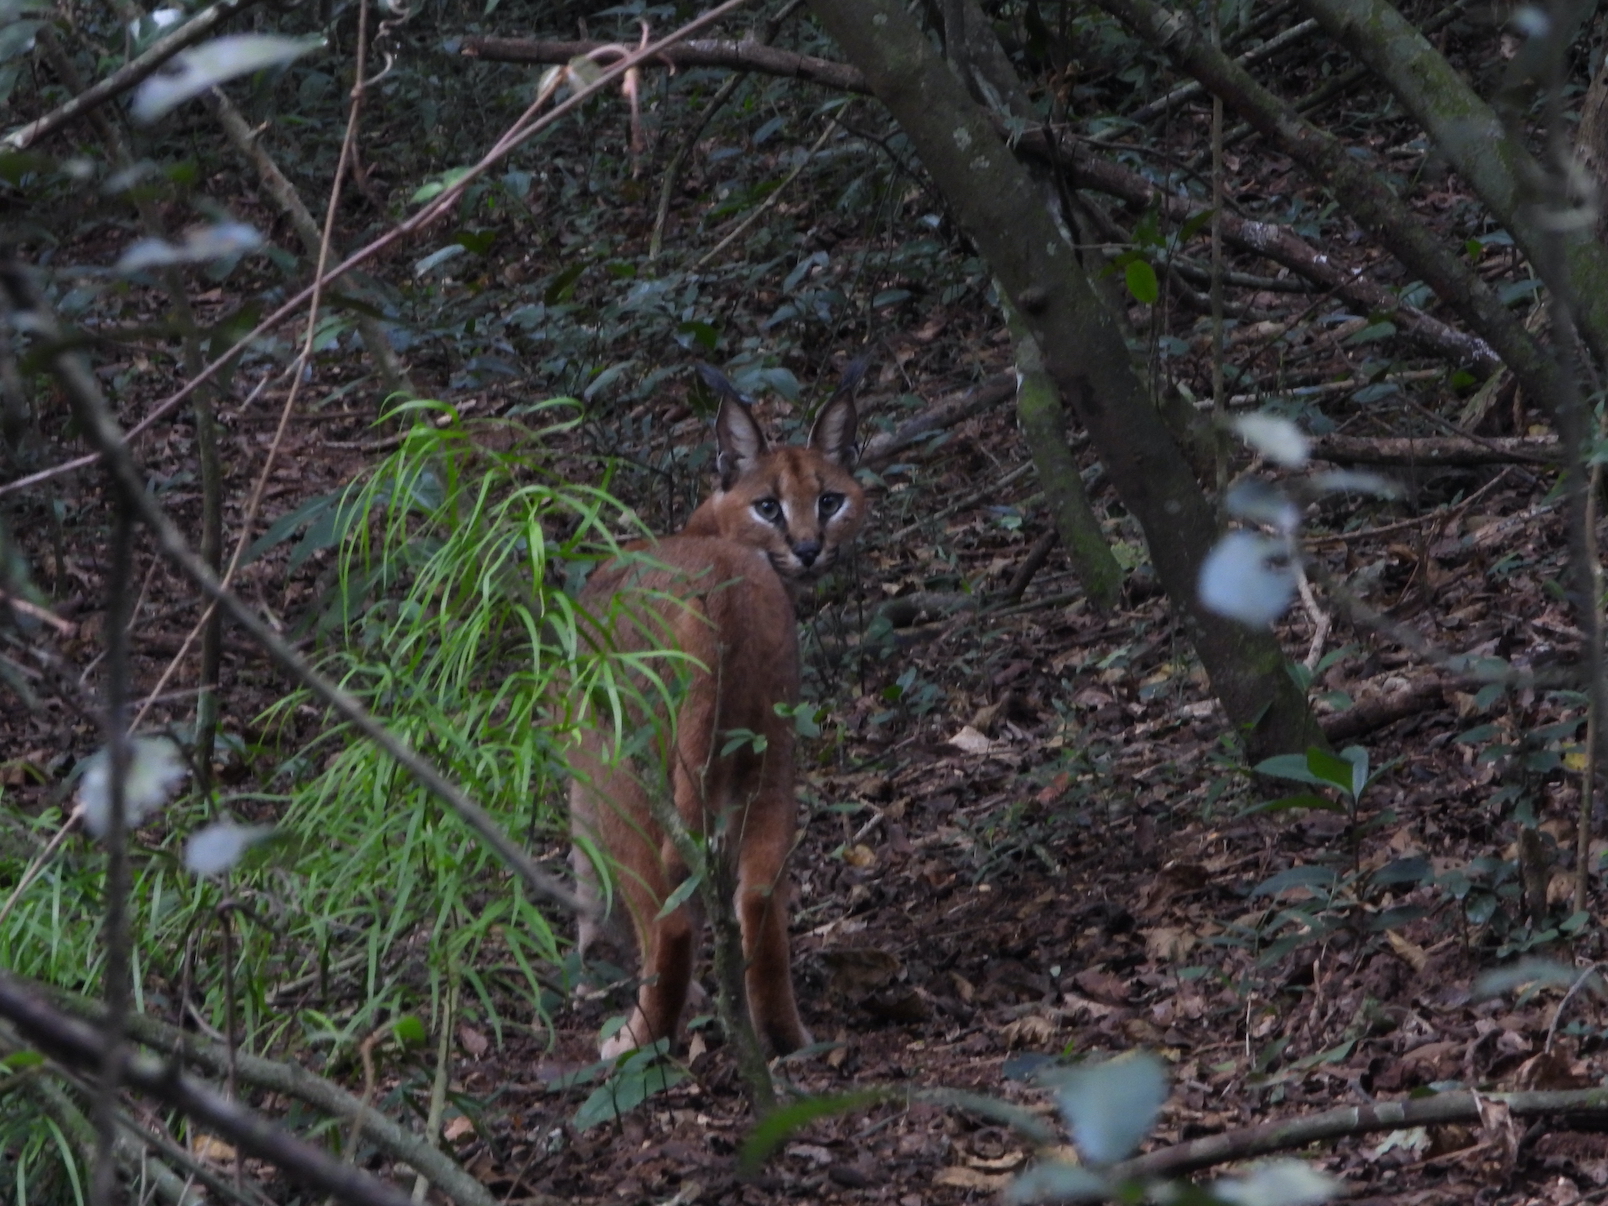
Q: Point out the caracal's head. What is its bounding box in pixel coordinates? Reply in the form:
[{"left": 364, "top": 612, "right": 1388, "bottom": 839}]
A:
[{"left": 693, "top": 361, "right": 869, "bottom": 583}]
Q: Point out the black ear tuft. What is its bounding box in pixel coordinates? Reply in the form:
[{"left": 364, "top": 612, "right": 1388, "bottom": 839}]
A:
[
  {"left": 808, "top": 357, "right": 868, "bottom": 468},
  {"left": 695, "top": 363, "right": 750, "bottom": 408}
]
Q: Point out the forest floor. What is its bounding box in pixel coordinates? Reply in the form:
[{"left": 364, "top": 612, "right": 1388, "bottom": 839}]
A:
[
  {"left": 7, "top": 35, "right": 1608, "bottom": 1206},
  {"left": 9, "top": 327, "right": 1606, "bottom": 1206}
]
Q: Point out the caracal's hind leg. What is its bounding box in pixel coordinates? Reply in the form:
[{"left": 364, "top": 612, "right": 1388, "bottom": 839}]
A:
[
  {"left": 600, "top": 837, "right": 697, "bottom": 1060},
  {"left": 735, "top": 807, "right": 810, "bottom": 1056}
]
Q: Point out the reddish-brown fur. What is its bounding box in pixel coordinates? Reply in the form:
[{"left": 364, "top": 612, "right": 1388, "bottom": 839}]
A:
[{"left": 570, "top": 367, "right": 866, "bottom": 1058}]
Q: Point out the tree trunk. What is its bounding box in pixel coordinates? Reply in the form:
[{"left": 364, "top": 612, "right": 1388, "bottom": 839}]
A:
[{"left": 805, "top": 0, "right": 1325, "bottom": 757}]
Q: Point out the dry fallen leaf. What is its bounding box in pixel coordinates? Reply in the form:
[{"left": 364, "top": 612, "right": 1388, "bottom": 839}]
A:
[
  {"left": 444, "top": 1116, "right": 476, "bottom": 1142},
  {"left": 934, "top": 1167, "right": 1011, "bottom": 1191},
  {"left": 190, "top": 1135, "right": 235, "bottom": 1163},
  {"left": 458, "top": 1023, "right": 489, "bottom": 1057},
  {"left": 842, "top": 843, "right": 877, "bottom": 869},
  {"left": 1001, "top": 1014, "right": 1059, "bottom": 1048},
  {"left": 947, "top": 725, "right": 995, "bottom": 755},
  {"left": 965, "top": 1151, "right": 1026, "bottom": 1172},
  {"left": 821, "top": 947, "right": 902, "bottom": 997},
  {"left": 1142, "top": 926, "right": 1197, "bottom": 961},
  {"left": 1386, "top": 929, "right": 1428, "bottom": 972}
]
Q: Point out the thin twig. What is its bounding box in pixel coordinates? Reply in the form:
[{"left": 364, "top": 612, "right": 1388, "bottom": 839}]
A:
[
  {"left": 2, "top": 0, "right": 267, "bottom": 150},
  {"left": 693, "top": 110, "right": 845, "bottom": 268}
]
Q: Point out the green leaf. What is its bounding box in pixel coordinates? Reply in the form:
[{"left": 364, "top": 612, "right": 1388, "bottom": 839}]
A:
[
  {"left": 740, "top": 1089, "right": 889, "bottom": 1169},
  {"left": 655, "top": 873, "right": 703, "bottom": 920},
  {"left": 1337, "top": 747, "right": 1369, "bottom": 797},
  {"left": 1253, "top": 753, "right": 1330, "bottom": 788},
  {"left": 240, "top": 491, "right": 341, "bottom": 569},
  {"left": 392, "top": 1014, "right": 428, "bottom": 1047},
  {"left": 132, "top": 35, "right": 323, "bottom": 123},
  {"left": 453, "top": 228, "right": 497, "bottom": 256},
  {"left": 411, "top": 166, "right": 473, "bottom": 205},
  {"left": 1474, "top": 957, "right": 1585, "bottom": 999},
  {"left": 1124, "top": 259, "right": 1159, "bottom": 304},
  {"left": 574, "top": 1047, "right": 687, "bottom": 1130},
  {"left": 544, "top": 262, "right": 586, "bottom": 305},
  {"left": 1304, "top": 748, "right": 1359, "bottom": 796},
  {"left": 1370, "top": 856, "right": 1432, "bottom": 887},
  {"left": 1177, "top": 207, "right": 1215, "bottom": 244},
  {"left": 719, "top": 729, "right": 767, "bottom": 756},
  {"left": 676, "top": 319, "right": 719, "bottom": 352}
]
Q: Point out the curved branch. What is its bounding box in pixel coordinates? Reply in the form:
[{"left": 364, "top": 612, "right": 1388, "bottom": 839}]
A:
[
  {"left": 1088, "top": 0, "right": 1560, "bottom": 409},
  {"left": 1110, "top": 1087, "right": 1608, "bottom": 1181}
]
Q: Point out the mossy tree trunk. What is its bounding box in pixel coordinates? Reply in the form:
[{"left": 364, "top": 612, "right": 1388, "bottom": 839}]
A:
[
  {"left": 805, "top": 0, "right": 1326, "bottom": 757},
  {"left": 1004, "top": 302, "right": 1125, "bottom": 612}
]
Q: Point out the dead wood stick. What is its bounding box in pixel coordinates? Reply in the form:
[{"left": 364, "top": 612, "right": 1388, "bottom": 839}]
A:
[
  {"left": 1318, "top": 678, "right": 1450, "bottom": 743},
  {"left": 1002, "top": 529, "right": 1059, "bottom": 604},
  {"left": 1110, "top": 17, "right": 1320, "bottom": 131},
  {"left": 1310, "top": 434, "right": 1560, "bottom": 466},
  {"left": 459, "top": 36, "right": 872, "bottom": 93},
  {"left": 1106, "top": 1086, "right": 1608, "bottom": 1182},
  {"left": 860, "top": 372, "right": 1016, "bottom": 468}
]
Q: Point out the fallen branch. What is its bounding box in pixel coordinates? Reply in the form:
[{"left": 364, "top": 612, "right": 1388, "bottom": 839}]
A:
[
  {"left": 459, "top": 35, "right": 871, "bottom": 93},
  {"left": 1108, "top": 1086, "right": 1608, "bottom": 1182},
  {"left": 3, "top": 0, "right": 266, "bottom": 150},
  {"left": 0, "top": 974, "right": 416, "bottom": 1206},
  {"left": 860, "top": 372, "right": 1016, "bottom": 468},
  {"left": 1318, "top": 678, "right": 1450, "bottom": 743},
  {"left": 1310, "top": 434, "right": 1561, "bottom": 466}
]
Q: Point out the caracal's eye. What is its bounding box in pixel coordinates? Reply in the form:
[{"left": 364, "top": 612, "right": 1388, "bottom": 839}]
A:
[
  {"left": 819, "top": 493, "right": 843, "bottom": 519},
  {"left": 755, "top": 497, "right": 782, "bottom": 522}
]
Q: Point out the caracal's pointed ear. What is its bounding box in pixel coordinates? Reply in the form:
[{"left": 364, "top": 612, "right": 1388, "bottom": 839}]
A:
[
  {"left": 808, "top": 357, "right": 867, "bottom": 468},
  {"left": 698, "top": 364, "right": 768, "bottom": 490}
]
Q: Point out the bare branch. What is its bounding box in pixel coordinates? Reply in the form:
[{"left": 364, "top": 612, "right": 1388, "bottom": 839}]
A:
[
  {"left": 0, "top": 974, "right": 417, "bottom": 1206},
  {"left": 2, "top": 0, "right": 266, "bottom": 151},
  {"left": 0, "top": 0, "right": 756, "bottom": 500}
]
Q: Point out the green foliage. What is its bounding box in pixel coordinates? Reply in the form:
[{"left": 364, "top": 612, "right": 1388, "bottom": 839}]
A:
[{"left": 573, "top": 1040, "right": 688, "bottom": 1130}]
